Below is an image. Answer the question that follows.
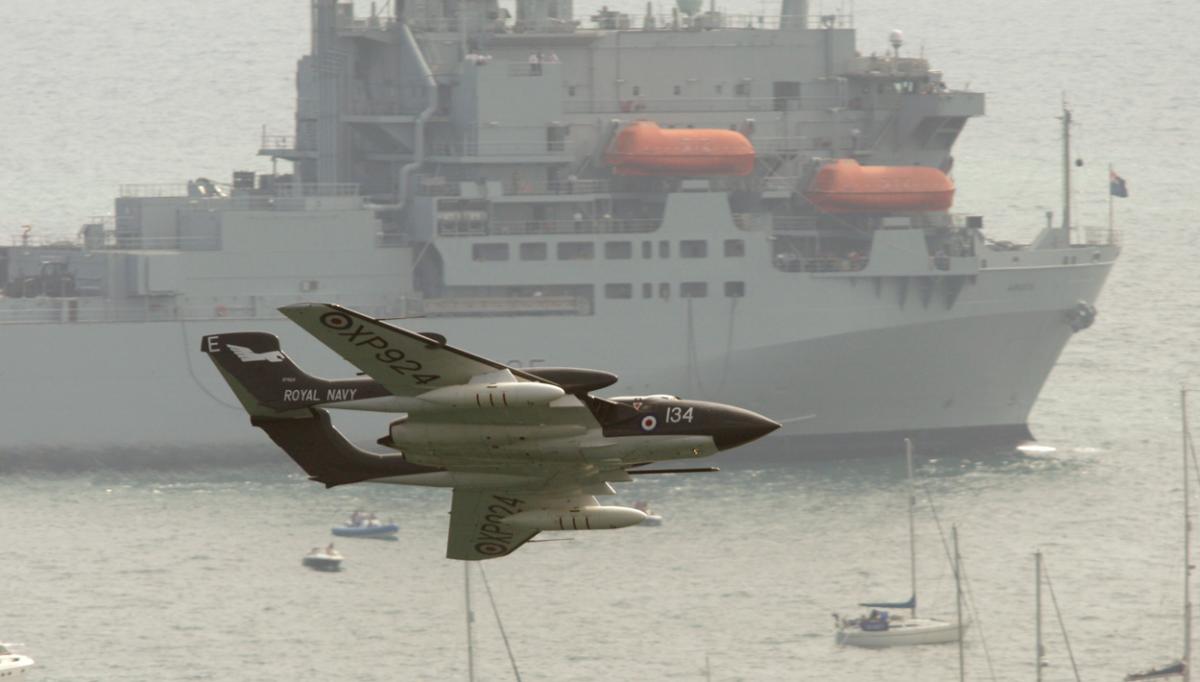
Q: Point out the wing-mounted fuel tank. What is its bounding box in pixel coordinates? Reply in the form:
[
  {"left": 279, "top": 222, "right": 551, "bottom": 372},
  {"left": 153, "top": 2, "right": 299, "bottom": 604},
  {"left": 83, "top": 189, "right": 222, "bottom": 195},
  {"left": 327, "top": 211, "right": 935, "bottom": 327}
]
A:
[
  {"left": 417, "top": 381, "right": 566, "bottom": 408},
  {"left": 506, "top": 506, "right": 647, "bottom": 531}
]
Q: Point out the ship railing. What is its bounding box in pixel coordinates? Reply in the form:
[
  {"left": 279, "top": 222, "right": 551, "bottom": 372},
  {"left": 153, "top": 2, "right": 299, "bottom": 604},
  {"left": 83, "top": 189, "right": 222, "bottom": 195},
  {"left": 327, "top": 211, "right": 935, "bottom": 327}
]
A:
[
  {"left": 484, "top": 218, "right": 659, "bottom": 236},
  {"left": 427, "top": 141, "right": 572, "bottom": 157},
  {"left": 563, "top": 94, "right": 844, "bottom": 115},
  {"left": 420, "top": 295, "right": 589, "bottom": 317},
  {"left": 407, "top": 17, "right": 465, "bottom": 33},
  {"left": 0, "top": 298, "right": 418, "bottom": 325},
  {"left": 259, "top": 133, "right": 296, "bottom": 150},
  {"left": 118, "top": 183, "right": 195, "bottom": 198},
  {"left": 1080, "top": 225, "right": 1121, "bottom": 247},
  {"left": 772, "top": 215, "right": 821, "bottom": 231},
  {"left": 753, "top": 137, "right": 814, "bottom": 153},
  {"left": 773, "top": 253, "right": 869, "bottom": 273},
  {"left": 417, "top": 178, "right": 462, "bottom": 197},
  {"left": 508, "top": 178, "right": 611, "bottom": 195},
  {"left": 762, "top": 176, "right": 802, "bottom": 192},
  {"left": 336, "top": 15, "right": 397, "bottom": 34},
  {"left": 505, "top": 61, "right": 564, "bottom": 77},
  {"left": 626, "top": 12, "right": 851, "bottom": 31},
  {"left": 347, "top": 99, "right": 430, "bottom": 116},
  {"left": 844, "top": 55, "right": 932, "bottom": 78},
  {"left": 273, "top": 183, "right": 361, "bottom": 197}
]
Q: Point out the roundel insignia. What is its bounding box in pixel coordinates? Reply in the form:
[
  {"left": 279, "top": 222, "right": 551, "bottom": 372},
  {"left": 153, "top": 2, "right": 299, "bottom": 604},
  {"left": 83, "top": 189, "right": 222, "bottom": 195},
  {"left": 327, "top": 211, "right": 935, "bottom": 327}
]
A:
[
  {"left": 320, "top": 312, "right": 353, "bottom": 330},
  {"left": 640, "top": 415, "right": 658, "bottom": 432},
  {"left": 475, "top": 542, "right": 508, "bottom": 556}
]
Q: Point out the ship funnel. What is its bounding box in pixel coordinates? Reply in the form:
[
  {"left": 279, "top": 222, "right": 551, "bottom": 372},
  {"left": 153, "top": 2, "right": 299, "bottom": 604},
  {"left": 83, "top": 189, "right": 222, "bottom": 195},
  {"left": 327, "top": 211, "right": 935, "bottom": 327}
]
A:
[
  {"left": 779, "top": 0, "right": 807, "bottom": 29},
  {"left": 676, "top": 0, "right": 702, "bottom": 17}
]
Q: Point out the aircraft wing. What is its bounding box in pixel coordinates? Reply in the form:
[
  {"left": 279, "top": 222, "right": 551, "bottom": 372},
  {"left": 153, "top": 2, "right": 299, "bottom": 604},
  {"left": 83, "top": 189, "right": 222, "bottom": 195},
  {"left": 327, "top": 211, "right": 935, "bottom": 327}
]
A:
[
  {"left": 447, "top": 489, "right": 543, "bottom": 560},
  {"left": 280, "top": 303, "right": 548, "bottom": 397},
  {"left": 446, "top": 488, "right": 602, "bottom": 560}
]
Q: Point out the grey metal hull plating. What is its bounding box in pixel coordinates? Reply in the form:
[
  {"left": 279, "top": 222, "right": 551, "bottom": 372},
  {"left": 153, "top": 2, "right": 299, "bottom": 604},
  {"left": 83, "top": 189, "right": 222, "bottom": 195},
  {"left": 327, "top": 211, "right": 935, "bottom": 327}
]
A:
[{"left": 0, "top": 256, "right": 1113, "bottom": 467}]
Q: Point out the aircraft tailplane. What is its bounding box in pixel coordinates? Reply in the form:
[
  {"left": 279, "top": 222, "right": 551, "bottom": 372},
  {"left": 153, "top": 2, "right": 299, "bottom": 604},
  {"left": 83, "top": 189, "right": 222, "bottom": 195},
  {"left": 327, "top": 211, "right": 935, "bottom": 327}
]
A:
[{"left": 201, "top": 332, "right": 386, "bottom": 417}]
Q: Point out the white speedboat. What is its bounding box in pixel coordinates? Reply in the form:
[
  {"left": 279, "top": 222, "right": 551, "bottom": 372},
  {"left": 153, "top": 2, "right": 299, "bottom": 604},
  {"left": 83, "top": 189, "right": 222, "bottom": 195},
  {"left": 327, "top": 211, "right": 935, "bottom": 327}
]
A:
[
  {"left": 0, "top": 643, "right": 34, "bottom": 676},
  {"left": 836, "top": 614, "right": 966, "bottom": 648},
  {"left": 302, "top": 545, "right": 343, "bottom": 572},
  {"left": 632, "top": 501, "right": 663, "bottom": 526}
]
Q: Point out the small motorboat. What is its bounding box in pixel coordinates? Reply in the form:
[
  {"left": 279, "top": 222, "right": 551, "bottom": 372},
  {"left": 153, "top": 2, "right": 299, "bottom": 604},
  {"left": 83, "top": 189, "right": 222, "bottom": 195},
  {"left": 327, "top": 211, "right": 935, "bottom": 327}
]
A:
[
  {"left": 302, "top": 544, "right": 343, "bottom": 572},
  {"left": 332, "top": 511, "right": 399, "bottom": 539},
  {"left": 632, "top": 501, "right": 663, "bottom": 526},
  {"left": 0, "top": 642, "right": 34, "bottom": 676}
]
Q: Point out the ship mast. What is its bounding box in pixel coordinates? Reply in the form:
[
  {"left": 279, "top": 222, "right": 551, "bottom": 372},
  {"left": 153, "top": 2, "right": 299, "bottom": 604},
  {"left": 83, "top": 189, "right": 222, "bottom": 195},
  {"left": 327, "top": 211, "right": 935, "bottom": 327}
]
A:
[{"left": 1060, "top": 103, "right": 1073, "bottom": 243}]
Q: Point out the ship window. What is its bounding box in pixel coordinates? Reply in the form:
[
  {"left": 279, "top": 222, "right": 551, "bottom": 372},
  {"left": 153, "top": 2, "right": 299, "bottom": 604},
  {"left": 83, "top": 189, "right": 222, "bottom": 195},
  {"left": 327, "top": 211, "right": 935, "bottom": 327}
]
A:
[
  {"left": 642, "top": 283, "right": 653, "bottom": 298},
  {"left": 473, "top": 243, "right": 510, "bottom": 261},
  {"left": 724, "top": 239, "right": 745, "bottom": 257},
  {"left": 658, "top": 240, "right": 670, "bottom": 258},
  {"left": 659, "top": 282, "right": 671, "bottom": 299},
  {"left": 557, "top": 241, "right": 595, "bottom": 260},
  {"left": 632, "top": 86, "right": 641, "bottom": 96},
  {"left": 681, "top": 282, "right": 708, "bottom": 298},
  {"left": 568, "top": 85, "right": 577, "bottom": 97},
  {"left": 715, "top": 83, "right": 724, "bottom": 95},
  {"left": 520, "top": 242, "right": 547, "bottom": 261},
  {"left": 734, "top": 81, "right": 751, "bottom": 96},
  {"left": 605, "top": 283, "right": 633, "bottom": 299},
  {"left": 725, "top": 281, "right": 745, "bottom": 298},
  {"left": 642, "top": 241, "right": 653, "bottom": 258},
  {"left": 605, "top": 241, "right": 633, "bottom": 259},
  {"left": 673, "top": 85, "right": 682, "bottom": 96},
  {"left": 680, "top": 240, "right": 707, "bottom": 258}
]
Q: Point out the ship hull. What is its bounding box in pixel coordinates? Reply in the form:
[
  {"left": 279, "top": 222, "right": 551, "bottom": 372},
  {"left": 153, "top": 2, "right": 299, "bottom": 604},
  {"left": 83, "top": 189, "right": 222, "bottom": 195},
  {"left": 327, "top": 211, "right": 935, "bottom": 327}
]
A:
[{"left": 0, "top": 255, "right": 1113, "bottom": 469}]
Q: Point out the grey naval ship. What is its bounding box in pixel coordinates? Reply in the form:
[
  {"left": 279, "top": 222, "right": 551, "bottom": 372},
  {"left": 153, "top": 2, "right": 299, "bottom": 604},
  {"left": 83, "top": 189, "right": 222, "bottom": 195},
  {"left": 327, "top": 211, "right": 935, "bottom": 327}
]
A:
[{"left": 0, "top": 0, "right": 1118, "bottom": 466}]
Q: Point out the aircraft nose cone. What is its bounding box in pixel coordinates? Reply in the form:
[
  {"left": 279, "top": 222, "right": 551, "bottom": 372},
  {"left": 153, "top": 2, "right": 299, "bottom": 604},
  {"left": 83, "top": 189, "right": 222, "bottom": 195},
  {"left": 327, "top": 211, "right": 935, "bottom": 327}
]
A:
[{"left": 712, "top": 408, "right": 780, "bottom": 451}]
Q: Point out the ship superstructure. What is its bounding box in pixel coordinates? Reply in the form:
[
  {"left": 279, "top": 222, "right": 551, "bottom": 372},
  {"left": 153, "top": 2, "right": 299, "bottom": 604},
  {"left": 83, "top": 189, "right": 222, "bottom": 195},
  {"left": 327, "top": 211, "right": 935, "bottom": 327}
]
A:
[{"left": 0, "top": 0, "right": 1118, "bottom": 464}]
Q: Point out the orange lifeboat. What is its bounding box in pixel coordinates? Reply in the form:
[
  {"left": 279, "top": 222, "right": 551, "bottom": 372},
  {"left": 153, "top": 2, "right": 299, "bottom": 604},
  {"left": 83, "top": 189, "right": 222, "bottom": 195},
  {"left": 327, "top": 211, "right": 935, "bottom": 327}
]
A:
[
  {"left": 804, "top": 159, "right": 955, "bottom": 213},
  {"left": 605, "top": 121, "right": 755, "bottom": 177}
]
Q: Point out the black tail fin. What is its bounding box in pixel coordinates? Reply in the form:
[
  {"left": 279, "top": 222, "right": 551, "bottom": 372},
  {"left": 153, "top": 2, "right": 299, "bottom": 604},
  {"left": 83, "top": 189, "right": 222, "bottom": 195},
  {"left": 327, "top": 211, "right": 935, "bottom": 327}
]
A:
[
  {"left": 252, "top": 409, "right": 439, "bottom": 487},
  {"left": 200, "top": 332, "right": 385, "bottom": 417}
]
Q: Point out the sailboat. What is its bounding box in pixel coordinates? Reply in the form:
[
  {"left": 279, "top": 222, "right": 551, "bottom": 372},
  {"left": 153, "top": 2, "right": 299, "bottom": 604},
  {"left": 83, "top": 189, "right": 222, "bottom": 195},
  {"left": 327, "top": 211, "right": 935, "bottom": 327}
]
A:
[
  {"left": 835, "top": 439, "right": 967, "bottom": 648},
  {"left": 1125, "top": 389, "right": 1194, "bottom": 681}
]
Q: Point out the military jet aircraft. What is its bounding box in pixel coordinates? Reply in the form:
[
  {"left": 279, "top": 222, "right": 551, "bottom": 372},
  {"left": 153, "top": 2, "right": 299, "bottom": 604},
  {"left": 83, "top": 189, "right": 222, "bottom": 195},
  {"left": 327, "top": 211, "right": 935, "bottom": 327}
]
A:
[{"left": 202, "top": 303, "right": 779, "bottom": 560}]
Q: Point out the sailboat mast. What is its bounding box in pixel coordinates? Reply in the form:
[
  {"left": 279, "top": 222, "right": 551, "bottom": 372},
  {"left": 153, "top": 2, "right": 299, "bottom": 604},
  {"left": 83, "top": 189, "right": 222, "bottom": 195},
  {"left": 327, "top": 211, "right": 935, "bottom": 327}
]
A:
[
  {"left": 954, "top": 525, "right": 965, "bottom": 682},
  {"left": 465, "top": 562, "right": 476, "bottom": 682},
  {"left": 1184, "top": 388, "right": 1192, "bottom": 682},
  {"left": 906, "top": 438, "right": 918, "bottom": 618},
  {"left": 1036, "top": 550, "right": 1043, "bottom": 682}
]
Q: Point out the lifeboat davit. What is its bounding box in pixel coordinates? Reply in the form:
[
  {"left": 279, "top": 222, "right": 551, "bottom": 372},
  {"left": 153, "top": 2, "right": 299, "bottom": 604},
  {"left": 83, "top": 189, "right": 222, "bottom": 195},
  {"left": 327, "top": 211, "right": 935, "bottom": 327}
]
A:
[
  {"left": 804, "top": 159, "right": 954, "bottom": 213},
  {"left": 605, "top": 121, "right": 755, "bottom": 177}
]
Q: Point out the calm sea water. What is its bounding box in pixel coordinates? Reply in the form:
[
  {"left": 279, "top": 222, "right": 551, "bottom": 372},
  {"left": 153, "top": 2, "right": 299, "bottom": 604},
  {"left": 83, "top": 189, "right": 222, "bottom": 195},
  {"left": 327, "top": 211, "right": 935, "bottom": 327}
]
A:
[{"left": 2, "top": 0, "right": 1198, "bottom": 679}]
